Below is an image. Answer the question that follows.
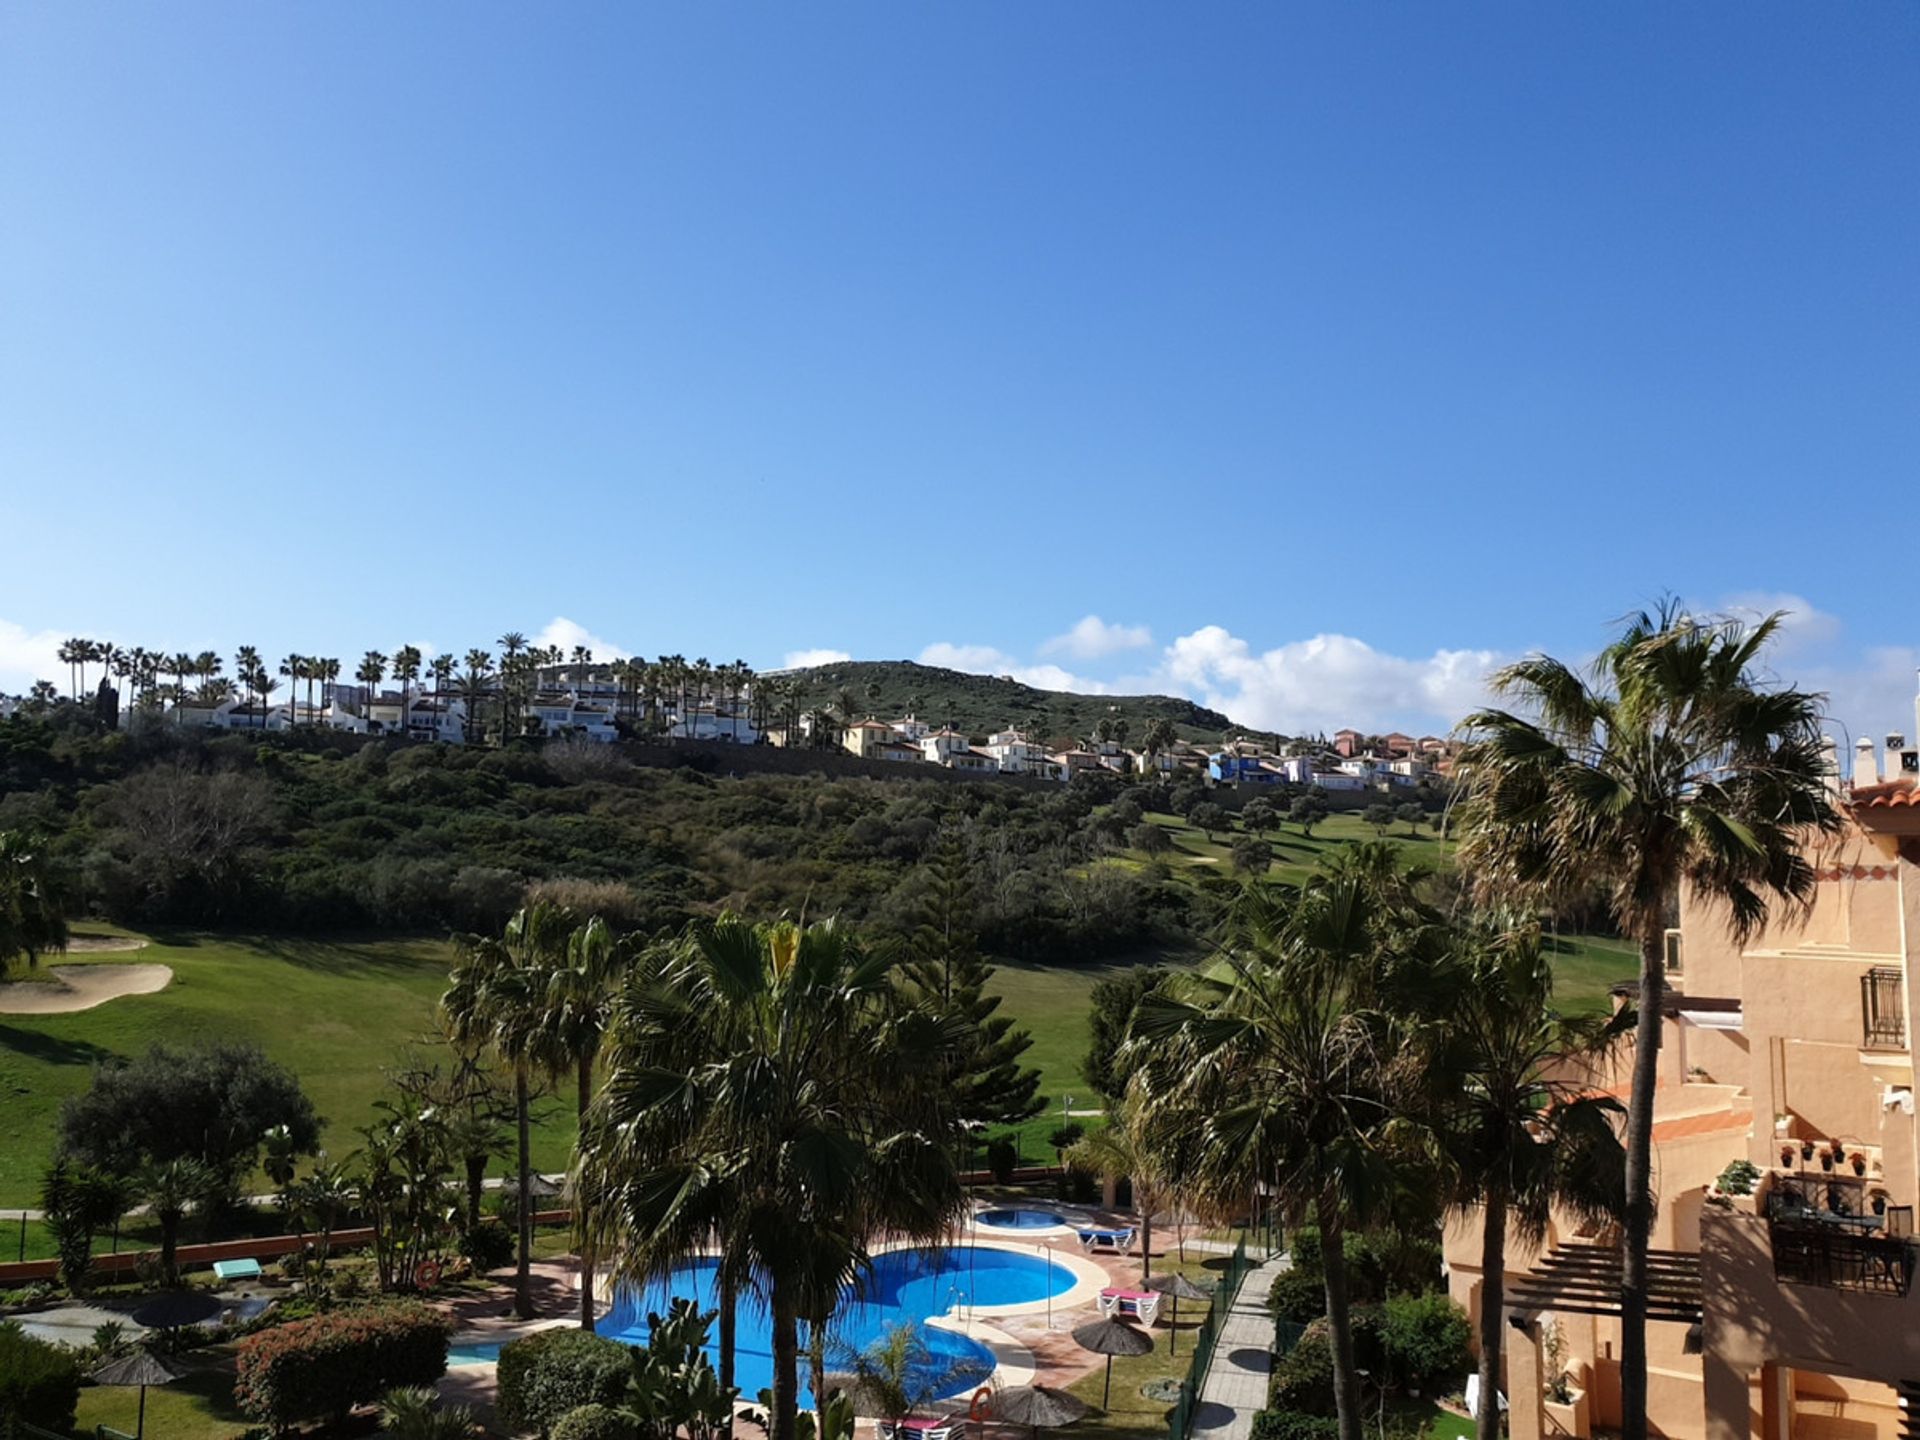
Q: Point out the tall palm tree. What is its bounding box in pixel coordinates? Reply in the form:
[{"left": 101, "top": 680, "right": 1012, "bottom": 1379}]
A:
[
  {"left": 1453, "top": 604, "right": 1838, "bottom": 1440},
  {"left": 1434, "top": 919, "right": 1627, "bottom": 1440},
  {"left": 278, "top": 655, "right": 305, "bottom": 724},
  {"left": 536, "top": 915, "right": 631, "bottom": 1329},
  {"left": 1065, "top": 1090, "right": 1171, "bottom": 1277},
  {"left": 356, "top": 651, "right": 388, "bottom": 726},
  {"left": 234, "top": 646, "right": 263, "bottom": 726},
  {"left": 144, "top": 1157, "right": 215, "bottom": 1284},
  {"left": 1133, "top": 867, "right": 1430, "bottom": 1440},
  {"left": 392, "top": 646, "right": 423, "bottom": 738},
  {"left": 576, "top": 915, "right": 968, "bottom": 1440},
  {"left": 194, "top": 650, "right": 223, "bottom": 698},
  {"left": 430, "top": 654, "right": 456, "bottom": 726},
  {"left": 443, "top": 904, "right": 574, "bottom": 1318}
]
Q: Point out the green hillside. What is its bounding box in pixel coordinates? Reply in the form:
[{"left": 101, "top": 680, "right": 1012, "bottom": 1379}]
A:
[{"left": 776, "top": 658, "right": 1243, "bottom": 745}]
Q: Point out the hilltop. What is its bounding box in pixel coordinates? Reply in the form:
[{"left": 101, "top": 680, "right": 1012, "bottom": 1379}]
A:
[{"left": 775, "top": 659, "right": 1244, "bottom": 745}]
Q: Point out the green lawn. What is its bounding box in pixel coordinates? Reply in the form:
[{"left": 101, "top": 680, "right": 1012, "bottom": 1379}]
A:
[
  {"left": 73, "top": 1358, "right": 248, "bottom": 1440},
  {"left": 0, "top": 927, "right": 577, "bottom": 1207}
]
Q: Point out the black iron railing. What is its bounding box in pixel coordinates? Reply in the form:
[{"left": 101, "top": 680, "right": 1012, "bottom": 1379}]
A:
[
  {"left": 1771, "top": 1217, "right": 1916, "bottom": 1296},
  {"left": 1863, "top": 966, "right": 1906, "bottom": 1049}
]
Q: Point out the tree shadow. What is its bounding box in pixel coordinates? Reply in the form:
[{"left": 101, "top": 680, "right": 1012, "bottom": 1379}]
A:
[
  {"left": 247, "top": 934, "right": 447, "bottom": 975},
  {"left": 0, "top": 1024, "right": 118, "bottom": 1067}
]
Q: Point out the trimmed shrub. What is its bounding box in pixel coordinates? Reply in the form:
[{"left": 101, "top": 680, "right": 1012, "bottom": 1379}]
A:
[
  {"left": 1268, "top": 1327, "right": 1336, "bottom": 1416},
  {"left": 985, "top": 1135, "right": 1018, "bottom": 1184},
  {"left": 1250, "top": 1411, "right": 1340, "bottom": 1440},
  {"left": 233, "top": 1302, "right": 453, "bottom": 1428},
  {"left": 1378, "top": 1292, "right": 1471, "bottom": 1391},
  {"left": 460, "top": 1218, "right": 516, "bottom": 1272},
  {"left": 552, "top": 1403, "right": 639, "bottom": 1440},
  {"left": 1267, "top": 1267, "right": 1325, "bottom": 1326},
  {"left": 496, "top": 1329, "right": 632, "bottom": 1438},
  {"left": 0, "top": 1320, "right": 83, "bottom": 1434}
]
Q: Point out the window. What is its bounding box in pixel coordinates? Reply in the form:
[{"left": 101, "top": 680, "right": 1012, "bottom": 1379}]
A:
[{"left": 1862, "top": 967, "right": 1905, "bottom": 1050}]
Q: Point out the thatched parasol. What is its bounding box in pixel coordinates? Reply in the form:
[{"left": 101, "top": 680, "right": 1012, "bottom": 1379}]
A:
[
  {"left": 990, "top": 1384, "right": 1089, "bottom": 1439},
  {"left": 1072, "top": 1317, "right": 1154, "bottom": 1409},
  {"left": 1142, "top": 1272, "right": 1212, "bottom": 1355},
  {"left": 90, "top": 1350, "right": 186, "bottom": 1440}
]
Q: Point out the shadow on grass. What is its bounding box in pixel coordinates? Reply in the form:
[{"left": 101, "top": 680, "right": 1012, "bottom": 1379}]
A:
[
  {"left": 247, "top": 934, "right": 447, "bottom": 975},
  {"left": 0, "top": 1024, "right": 120, "bottom": 1066}
]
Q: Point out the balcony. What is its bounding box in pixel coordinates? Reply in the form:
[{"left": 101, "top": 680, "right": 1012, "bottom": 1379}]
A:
[
  {"left": 1862, "top": 967, "right": 1906, "bottom": 1050},
  {"left": 1766, "top": 1171, "right": 1916, "bottom": 1296}
]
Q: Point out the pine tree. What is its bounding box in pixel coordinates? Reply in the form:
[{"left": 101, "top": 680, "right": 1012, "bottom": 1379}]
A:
[{"left": 903, "top": 828, "right": 1044, "bottom": 1128}]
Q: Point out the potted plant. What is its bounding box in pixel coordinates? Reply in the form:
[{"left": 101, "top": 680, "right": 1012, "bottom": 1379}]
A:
[
  {"left": 1801, "top": 1139, "right": 1816, "bottom": 1163},
  {"left": 1871, "top": 1190, "right": 1889, "bottom": 1217},
  {"left": 1851, "top": 1152, "right": 1867, "bottom": 1176},
  {"left": 1820, "top": 1145, "right": 1836, "bottom": 1173},
  {"left": 1541, "top": 1322, "right": 1591, "bottom": 1440},
  {"left": 1780, "top": 1145, "right": 1795, "bottom": 1166}
]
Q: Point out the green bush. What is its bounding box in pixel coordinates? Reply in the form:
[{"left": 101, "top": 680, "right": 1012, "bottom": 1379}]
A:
[
  {"left": 460, "top": 1218, "right": 516, "bottom": 1272},
  {"left": 552, "top": 1403, "right": 639, "bottom": 1440},
  {"left": 496, "top": 1329, "right": 632, "bottom": 1438},
  {"left": 1715, "top": 1159, "right": 1761, "bottom": 1197},
  {"left": 233, "top": 1302, "right": 452, "bottom": 1428},
  {"left": 1250, "top": 1410, "right": 1341, "bottom": 1440},
  {"left": 0, "top": 1320, "right": 83, "bottom": 1434},
  {"left": 1379, "top": 1292, "right": 1471, "bottom": 1391},
  {"left": 1267, "top": 1267, "right": 1325, "bottom": 1325},
  {"left": 985, "top": 1135, "right": 1018, "bottom": 1184},
  {"left": 1268, "top": 1327, "right": 1336, "bottom": 1416}
]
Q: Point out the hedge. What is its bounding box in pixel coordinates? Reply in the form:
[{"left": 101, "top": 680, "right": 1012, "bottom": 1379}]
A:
[
  {"left": 1250, "top": 1410, "right": 1341, "bottom": 1440},
  {"left": 233, "top": 1302, "right": 453, "bottom": 1428},
  {"left": 497, "top": 1329, "right": 632, "bottom": 1437},
  {"left": 0, "top": 1320, "right": 83, "bottom": 1435},
  {"left": 1378, "top": 1292, "right": 1471, "bottom": 1391},
  {"left": 552, "top": 1403, "right": 639, "bottom": 1440}
]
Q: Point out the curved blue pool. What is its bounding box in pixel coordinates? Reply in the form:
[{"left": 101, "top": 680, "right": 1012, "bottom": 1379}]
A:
[
  {"left": 974, "top": 1207, "right": 1069, "bottom": 1231},
  {"left": 603, "top": 1245, "right": 1073, "bottom": 1402}
]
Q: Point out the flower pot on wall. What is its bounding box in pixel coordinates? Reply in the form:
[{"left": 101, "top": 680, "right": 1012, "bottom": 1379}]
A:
[{"left": 1802, "top": 1141, "right": 1816, "bottom": 1162}]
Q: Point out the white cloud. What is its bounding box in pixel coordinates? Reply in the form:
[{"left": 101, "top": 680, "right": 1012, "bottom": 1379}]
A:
[
  {"left": 532, "top": 617, "right": 629, "bottom": 662},
  {"left": 1155, "top": 626, "right": 1507, "bottom": 736},
  {"left": 0, "top": 619, "right": 66, "bottom": 693},
  {"left": 1039, "top": 615, "right": 1153, "bottom": 661},
  {"left": 918, "top": 641, "right": 1109, "bottom": 695},
  {"left": 782, "top": 647, "right": 853, "bottom": 669}
]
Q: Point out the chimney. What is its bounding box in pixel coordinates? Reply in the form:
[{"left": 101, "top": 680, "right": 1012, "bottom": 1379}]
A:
[
  {"left": 1890, "top": 732, "right": 1910, "bottom": 786},
  {"left": 1821, "top": 735, "right": 1842, "bottom": 796},
  {"left": 1855, "top": 736, "right": 1879, "bottom": 788}
]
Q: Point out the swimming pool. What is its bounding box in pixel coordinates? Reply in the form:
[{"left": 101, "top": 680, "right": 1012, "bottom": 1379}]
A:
[
  {"left": 974, "top": 1207, "right": 1070, "bottom": 1231},
  {"left": 449, "top": 1339, "right": 505, "bottom": 1366},
  {"left": 603, "top": 1245, "right": 1073, "bottom": 1402}
]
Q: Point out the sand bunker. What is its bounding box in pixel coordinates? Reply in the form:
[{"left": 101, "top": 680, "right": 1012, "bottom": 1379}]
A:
[
  {"left": 64, "top": 935, "right": 150, "bottom": 953},
  {"left": 0, "top": 963, "right": 174, "bottom": 1014}
]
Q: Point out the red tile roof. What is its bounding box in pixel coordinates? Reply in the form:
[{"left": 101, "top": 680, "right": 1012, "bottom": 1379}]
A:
[{"left": 1850, "top": 778, "right": 1920, "bottom": 809}]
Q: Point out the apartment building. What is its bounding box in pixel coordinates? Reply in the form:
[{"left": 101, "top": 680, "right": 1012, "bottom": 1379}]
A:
[{"left": 1444, "top": 695, "right": 1920, "bottom": 1440}]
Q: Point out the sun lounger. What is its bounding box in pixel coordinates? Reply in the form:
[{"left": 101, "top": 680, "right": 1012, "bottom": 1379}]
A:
[
  {"left": 1077, "top": 1227, "right": 1136, "bottom": 1255},
  {"left": 878, "top": 1416, "right": 963, "bottom": 1440},
  {"left": 1099, "top": 1286, "right": 1162, "bottom": 1325}
]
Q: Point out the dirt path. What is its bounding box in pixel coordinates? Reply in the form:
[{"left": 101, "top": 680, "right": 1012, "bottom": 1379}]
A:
[{"left": 0, "top": 962, "right": 174, "bottom": 1014}]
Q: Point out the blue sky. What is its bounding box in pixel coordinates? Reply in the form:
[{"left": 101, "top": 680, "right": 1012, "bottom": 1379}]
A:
[{"left": 2, "top": 4, "right": 1916, "bottom": 735}]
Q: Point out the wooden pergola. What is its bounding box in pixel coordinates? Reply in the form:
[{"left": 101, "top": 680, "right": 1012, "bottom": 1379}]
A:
[{"left": 1507, "top": 1242, "right": 1705, "bottom": 1327}]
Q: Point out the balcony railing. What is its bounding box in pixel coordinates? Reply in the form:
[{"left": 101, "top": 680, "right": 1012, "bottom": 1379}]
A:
[
  {"left": 1770, "top": 1217, "right": 1916, "bottom": 1296},
  {"left": 1862, "top": 966, "right": 1906, "bottom": 1050}
]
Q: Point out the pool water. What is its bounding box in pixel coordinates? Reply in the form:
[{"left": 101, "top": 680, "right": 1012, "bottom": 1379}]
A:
[
  {"left": 449, "top": 1339, "right": 505, "bottom": 1366},
  {"left": 974, "top": 1207, "right": 1070, "bottom": 1230},
  {"left": 603, "top": 1245, "right": 1072, "bottom": 1402}
]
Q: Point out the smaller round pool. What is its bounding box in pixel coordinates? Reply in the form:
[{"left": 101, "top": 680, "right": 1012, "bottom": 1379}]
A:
[
  {"left": 974, "top": 1207, "right": 1070, "bottom": 1231},
  {"left": 449, "top": 1339, "right": 505, "bottom": 1366}
]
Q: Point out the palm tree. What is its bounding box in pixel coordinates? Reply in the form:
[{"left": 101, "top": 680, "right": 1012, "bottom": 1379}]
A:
[
  {"left": 194, "top": 650, "right": 223, "bottom": 700},
  {"left": 444, "top": 904, "right": 573, "bottom": 1318},
  {"left": 576, "top": 915, "right": 968, "bottom": 1440},
  {"left": 571, "top": 645, "right": 593, "bottom": 693},
  {"left": 430, "top": 653, "right": 455, "bottom": 722},
  {"left": 234, "top": 646, "right": 263, "bottom": 726},
  {"left": 356, "top": 651, "right": 387, "bottom": 726},
  {"left": 1065, "top": 1091, "right": 1171, "bottom": 1277},
  {"left": 144, "top": 1157, "right": 215, "bottom": 1283},
  {"left": 1453, "top": 603, "right": 1838, "bottom": 1440},
  {"left": 530, "top": 914, "right": 628, "bottom": 1329},
  {"left": 1435, "top": 919, "right": 1627, "bottom": 1440},
  {"left": 392, "top": 646, "right": 423, "bottom": 738},
  {"left": 1132, "top": 865, "right": 1431, "bottom": 1440},
  {"left": 0, "top": 830, "right": 68, "bottom": 979},
  {"left": 278, "top": 655, "right": 305, "bottom": 724}
]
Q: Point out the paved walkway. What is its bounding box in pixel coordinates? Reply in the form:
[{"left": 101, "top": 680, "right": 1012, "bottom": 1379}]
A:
[{"left": 1190, "top": 1252, "right": 1288, "bottom": 1440}]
